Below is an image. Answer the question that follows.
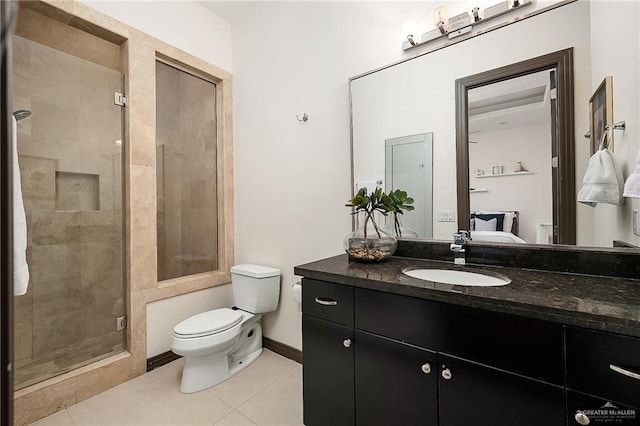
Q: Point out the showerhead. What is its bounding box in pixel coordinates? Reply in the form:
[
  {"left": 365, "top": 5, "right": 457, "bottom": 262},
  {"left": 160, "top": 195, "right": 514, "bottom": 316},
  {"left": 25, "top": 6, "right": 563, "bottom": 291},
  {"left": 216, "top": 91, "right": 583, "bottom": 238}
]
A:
[{"left": 13, "top": 110, "right": 32, "bottom": 121}]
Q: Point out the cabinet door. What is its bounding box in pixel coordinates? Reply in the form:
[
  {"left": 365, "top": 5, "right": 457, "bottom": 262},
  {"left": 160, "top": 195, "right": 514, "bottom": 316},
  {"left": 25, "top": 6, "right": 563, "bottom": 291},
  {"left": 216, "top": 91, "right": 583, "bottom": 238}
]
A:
[
  {"left": 355, "top": 330, "right": 437, "bottom": 425},
  {"left": 438, "top": 354, "right": 564, "bottom": 426},
  {"left": 302, "top": 315, "right": 354, "bottom": 426}
]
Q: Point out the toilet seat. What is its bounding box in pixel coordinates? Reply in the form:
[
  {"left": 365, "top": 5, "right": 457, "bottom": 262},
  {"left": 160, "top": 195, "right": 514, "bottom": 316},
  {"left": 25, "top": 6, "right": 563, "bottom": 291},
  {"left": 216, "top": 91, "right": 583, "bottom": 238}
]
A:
[{"left": 173, "top": 308, "right": 243, "bottom": 339}]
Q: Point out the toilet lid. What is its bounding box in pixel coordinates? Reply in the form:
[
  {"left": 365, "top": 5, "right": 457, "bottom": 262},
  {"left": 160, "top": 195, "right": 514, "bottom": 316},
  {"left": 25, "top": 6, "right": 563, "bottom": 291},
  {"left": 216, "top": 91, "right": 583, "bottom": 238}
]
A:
[{"left": 174, "top": 308, "right": 243, "bottom": 338}]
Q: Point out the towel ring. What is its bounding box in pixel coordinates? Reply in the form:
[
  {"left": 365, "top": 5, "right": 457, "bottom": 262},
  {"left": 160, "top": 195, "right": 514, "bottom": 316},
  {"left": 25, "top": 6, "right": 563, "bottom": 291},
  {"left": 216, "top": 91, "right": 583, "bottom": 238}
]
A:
[{"left": 296, "top": 113, "right": 309, "bottom": 123}]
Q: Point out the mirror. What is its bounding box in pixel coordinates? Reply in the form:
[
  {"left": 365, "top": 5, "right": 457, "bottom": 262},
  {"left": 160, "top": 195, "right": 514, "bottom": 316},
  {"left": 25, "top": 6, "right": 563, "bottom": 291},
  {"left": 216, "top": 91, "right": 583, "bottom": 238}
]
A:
[{"left": 350, "top": 0, "right": 640, "bottom": 249}]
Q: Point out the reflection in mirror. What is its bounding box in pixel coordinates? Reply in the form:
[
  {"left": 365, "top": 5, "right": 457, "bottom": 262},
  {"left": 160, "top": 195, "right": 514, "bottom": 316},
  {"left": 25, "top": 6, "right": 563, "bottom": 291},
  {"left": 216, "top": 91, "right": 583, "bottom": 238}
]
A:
[
  {"left": 469, "top": 71, "right": 553, "bottom": 244},
  {"left": 456, "top": 49, "right": 576, "bottom": 246},
  {"left": 467, "top": 69, "right": 561, "bottom": 244},
  {"left": 351, "top": 0, "right": 640, "bottom": 250},
  {"left": 385, "top": 133, "right": 433, "bottom": 238}
]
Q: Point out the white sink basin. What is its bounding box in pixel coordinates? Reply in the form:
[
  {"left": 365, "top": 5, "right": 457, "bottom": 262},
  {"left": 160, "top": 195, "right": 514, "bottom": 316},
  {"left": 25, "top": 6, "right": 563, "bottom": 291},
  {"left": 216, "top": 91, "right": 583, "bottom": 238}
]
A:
[{"left": 403, "top": 269, "right": 510, "bottom": 287}]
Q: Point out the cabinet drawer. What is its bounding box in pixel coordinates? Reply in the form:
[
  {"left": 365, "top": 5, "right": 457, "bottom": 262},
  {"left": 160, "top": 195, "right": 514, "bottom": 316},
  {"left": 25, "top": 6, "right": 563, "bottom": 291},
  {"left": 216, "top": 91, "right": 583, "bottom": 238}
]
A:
[
  {"left": 302, "top": 279, "right": 354, "bottom": 326},
  {"left": 567, "top": 390, "right": 639, "bottom": 425},
  {"left": 355, "top": 287, "right": 563, "bottom": 385},
  {"left": 566, "top": 327, "right": 640, "bottom": 408}
]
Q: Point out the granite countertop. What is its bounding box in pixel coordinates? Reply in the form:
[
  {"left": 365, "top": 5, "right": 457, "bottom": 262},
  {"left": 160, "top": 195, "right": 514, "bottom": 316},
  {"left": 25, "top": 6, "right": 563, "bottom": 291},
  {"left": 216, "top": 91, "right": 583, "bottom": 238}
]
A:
[{"left": 294, "top": 254, "right": 640, "bottom": 338}]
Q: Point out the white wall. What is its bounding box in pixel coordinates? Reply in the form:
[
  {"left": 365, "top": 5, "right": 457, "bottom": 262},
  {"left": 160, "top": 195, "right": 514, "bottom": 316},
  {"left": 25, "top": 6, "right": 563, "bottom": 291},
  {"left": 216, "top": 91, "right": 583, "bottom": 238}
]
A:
[
  {"left": 228, "top": 2, "right": 446, "bottom": 350},
  {"left": 82, "top": 0, "right": 232, "bottom": 71},
  {"left": 469, "top": 123, "right": 552, "bottom": 243},
  {"left": 590, "top": 1, "right": 640, "bottom": 247},
  {"left": 147, "top": 285, "right": 233, "bottom": 357}
]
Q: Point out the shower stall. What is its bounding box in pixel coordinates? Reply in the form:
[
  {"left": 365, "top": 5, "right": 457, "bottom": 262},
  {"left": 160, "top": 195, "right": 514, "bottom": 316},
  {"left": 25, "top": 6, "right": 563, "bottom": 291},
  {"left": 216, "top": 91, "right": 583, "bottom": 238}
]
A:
[{"left": 12, "top": 32, "right": 125, "bottom": 389}]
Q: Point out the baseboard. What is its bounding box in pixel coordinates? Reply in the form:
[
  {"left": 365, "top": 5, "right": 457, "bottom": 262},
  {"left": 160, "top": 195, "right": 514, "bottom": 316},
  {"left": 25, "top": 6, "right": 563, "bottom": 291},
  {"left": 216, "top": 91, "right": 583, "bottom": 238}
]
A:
[
  {"left": 146, "top": 351, "right": 182, "bottom": 372},
  {"left": 263, "top": 337, "right": 302, "bottom": 364},
  {"left": 146, "top": 338, "right": 302, "bottom": 372}
]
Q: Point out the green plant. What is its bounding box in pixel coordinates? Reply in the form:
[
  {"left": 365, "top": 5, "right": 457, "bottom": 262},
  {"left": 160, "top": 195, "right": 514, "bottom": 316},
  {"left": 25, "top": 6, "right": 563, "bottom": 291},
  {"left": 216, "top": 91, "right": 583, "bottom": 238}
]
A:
[
  {"left": 345, "top": 187, "right": 393, "bottom": 239},
  {"left": 387, "top": 189, "right": 415, "bottom": 237}
]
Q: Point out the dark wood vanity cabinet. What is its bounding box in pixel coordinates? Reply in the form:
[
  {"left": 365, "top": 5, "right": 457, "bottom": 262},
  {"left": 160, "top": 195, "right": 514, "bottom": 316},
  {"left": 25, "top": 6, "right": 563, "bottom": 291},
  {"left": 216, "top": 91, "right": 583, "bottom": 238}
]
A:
[
  {"left": 354, "top": 286, "right": 564, "bottom": 426},
  {"left": 302, "top": 279, "right": 355, "bottom": 426},
  {"left": 302, "top": 278, "right": 640, "bottom": 426}
]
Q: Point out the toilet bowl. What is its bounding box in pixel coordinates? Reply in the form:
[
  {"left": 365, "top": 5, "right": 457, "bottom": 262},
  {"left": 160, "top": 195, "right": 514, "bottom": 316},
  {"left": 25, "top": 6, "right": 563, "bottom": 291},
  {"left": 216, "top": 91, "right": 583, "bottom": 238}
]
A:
[{"left": 170, "top": 264, "right": 280, "bottom": 393}]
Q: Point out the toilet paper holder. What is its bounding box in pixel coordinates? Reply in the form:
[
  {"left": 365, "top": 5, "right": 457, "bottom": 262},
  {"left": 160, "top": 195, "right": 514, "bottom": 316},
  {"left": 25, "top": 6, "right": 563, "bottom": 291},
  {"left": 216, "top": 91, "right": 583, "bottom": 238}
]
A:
[{"left": 292, "top": 280, "right": 302, "bottom": 304}]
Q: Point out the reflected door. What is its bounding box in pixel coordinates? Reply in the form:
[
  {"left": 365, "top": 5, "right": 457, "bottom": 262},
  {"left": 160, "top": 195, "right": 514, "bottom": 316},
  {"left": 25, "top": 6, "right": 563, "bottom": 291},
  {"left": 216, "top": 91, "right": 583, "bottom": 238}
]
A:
[{"left": 385, "top": 133, "right": 433, "bottom": 238}]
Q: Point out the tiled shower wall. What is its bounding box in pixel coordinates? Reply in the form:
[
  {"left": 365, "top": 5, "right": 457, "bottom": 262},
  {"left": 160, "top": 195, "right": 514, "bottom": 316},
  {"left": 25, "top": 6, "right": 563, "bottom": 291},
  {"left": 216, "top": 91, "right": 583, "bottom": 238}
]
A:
[
  {"left": 12, "top": 12, "right": 125, "bottom": 388},
  {"left": 156, "top": 61, "right": 218, "bottom": 281}
]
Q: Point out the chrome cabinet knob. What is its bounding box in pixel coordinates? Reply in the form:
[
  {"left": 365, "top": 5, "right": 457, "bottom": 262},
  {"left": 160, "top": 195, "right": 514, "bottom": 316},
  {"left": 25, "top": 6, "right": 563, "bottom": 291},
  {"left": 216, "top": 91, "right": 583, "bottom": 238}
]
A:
[
  {"left": 575, "top": 411, "right": 590, "bottom": 425},
  {"left": 441, "top": 368, "right": 452, "bottom": 380},
  {"left": 343, "top": 339, "right": 351, "bottom": 348},
  {"left": 421, "top": 363, "right": 431, "bottom": 374}
]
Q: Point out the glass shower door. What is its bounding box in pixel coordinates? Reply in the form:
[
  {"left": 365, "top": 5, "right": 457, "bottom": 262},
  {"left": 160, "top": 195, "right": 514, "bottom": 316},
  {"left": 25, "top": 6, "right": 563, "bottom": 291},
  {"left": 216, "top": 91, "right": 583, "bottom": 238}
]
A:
[{"left": 12, "top": 34, "right": 125, "bottom": 389}]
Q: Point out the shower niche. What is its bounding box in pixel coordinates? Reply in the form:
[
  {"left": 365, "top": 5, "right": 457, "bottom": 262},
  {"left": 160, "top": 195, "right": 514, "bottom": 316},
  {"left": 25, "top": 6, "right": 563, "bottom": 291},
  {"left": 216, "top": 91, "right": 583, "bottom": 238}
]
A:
[{"left": 55, "top": 171, "right": 100, "bottom": 211}]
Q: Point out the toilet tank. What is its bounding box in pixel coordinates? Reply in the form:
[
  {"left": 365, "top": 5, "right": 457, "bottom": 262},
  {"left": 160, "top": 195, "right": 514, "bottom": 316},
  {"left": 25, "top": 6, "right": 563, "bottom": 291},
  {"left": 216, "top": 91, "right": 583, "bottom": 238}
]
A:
[{"left": 230, "top": 264, "right": 281, "bottom": 313}]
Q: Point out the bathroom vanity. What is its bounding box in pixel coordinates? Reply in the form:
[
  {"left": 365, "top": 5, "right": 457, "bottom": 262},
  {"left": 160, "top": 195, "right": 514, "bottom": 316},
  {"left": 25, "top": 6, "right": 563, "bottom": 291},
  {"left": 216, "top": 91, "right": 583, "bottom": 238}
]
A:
[{"left": 295, "top": 255, "right": 640, "bottom": 426}]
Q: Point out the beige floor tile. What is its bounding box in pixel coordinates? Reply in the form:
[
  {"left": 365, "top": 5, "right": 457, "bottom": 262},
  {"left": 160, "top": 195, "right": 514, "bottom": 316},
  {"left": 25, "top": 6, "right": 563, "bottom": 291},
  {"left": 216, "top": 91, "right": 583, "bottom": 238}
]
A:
[
  {"left": 29, "top": 409, "right": 75, "bottom": 426},
  {"left": 67, "top": 362, "right": 233, "bottom": 425},
  {"left": 237, "top": 365, "right": 303, "bottom": 426},
  {"left": 214, "top": 410, "right": 257, "bottom": 426},
  {"left": 32, "top": 349, "right": 302, "bottom": 426},
  {"left": 208, "top": 350, "right": 298, "bottom": 409}
]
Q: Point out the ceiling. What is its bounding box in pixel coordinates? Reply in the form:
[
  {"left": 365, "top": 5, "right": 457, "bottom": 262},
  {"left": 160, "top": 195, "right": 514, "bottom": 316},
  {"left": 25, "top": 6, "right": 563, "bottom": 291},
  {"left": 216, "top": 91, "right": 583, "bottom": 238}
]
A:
[
  {"left": 468, "top": 69, "right": 552, "bottom": 134},
  {"left": 197, "top": 1, "right": 266, "bottom": 23}
]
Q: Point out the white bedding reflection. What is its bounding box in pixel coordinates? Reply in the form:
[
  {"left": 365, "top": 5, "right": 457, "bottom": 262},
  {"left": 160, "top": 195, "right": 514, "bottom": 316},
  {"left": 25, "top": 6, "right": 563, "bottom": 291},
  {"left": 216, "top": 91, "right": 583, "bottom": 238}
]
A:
[{"left": 471, "top": 231, "right": 527, "bottom": 244}]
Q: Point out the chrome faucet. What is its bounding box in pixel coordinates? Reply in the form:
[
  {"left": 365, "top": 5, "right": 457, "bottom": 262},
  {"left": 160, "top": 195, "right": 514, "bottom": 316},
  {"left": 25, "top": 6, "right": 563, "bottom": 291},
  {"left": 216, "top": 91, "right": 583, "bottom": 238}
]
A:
[{"left": 450, "top": 231, "right": 472, "bottom": 265}]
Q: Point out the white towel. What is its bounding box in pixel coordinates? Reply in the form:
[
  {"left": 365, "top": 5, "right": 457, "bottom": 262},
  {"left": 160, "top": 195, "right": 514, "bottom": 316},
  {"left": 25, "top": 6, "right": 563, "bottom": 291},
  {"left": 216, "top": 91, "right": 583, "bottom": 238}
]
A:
[
  {"left": 12, "top": 116, "right": 30, "bottom": 296},
  {"left": 577, "top": 131, "right": 623, "bottom": 207},
  {"left": 623, "top": 149, "right": 640, "bottom": 198}
]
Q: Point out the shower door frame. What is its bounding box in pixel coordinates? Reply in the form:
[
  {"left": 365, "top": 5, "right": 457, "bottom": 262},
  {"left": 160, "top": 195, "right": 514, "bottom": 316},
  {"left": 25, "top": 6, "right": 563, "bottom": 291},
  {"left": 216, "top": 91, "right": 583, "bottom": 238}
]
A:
[{"left": 1, "top": 0, "right": 16, "bottom": 424}]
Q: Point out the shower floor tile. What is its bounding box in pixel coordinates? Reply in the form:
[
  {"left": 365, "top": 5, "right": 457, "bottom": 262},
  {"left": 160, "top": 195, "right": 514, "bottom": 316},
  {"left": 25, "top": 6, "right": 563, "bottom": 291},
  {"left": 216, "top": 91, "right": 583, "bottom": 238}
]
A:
[
  {"left": 15, "top": 332, "right": 124, "bottom": 390},
  {"left": 30, "top": 349, "right": 303, "bottom": 426}
]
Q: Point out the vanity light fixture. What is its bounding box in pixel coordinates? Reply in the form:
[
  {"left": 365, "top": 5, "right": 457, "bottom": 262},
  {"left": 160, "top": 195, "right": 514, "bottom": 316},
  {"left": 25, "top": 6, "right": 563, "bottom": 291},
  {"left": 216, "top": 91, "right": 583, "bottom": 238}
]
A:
[
  {"left": 402, "top": 0, "right": 532, "bottom": 51},
  {"left": 471, "top": 7, "right": 482, "bottom": 22},
  {"left": 434, "top": 5, "right": 449, "bottom": 34}
]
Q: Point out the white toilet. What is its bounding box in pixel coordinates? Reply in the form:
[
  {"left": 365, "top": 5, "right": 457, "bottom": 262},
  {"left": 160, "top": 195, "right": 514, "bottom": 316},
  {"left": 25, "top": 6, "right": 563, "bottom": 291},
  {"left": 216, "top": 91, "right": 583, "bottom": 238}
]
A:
[{"left": 170, "top": 264, "right": 281, "bottom": 393}]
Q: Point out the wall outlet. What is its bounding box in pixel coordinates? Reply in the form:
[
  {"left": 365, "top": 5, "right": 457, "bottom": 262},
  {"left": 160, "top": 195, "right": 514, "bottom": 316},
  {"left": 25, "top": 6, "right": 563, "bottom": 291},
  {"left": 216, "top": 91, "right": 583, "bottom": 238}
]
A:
[
  {"left": 438, "top": 211, "right": 456, "bottom": 222},
  {"left": 633, "top": 209, "right": 640, "bottom": 236}
]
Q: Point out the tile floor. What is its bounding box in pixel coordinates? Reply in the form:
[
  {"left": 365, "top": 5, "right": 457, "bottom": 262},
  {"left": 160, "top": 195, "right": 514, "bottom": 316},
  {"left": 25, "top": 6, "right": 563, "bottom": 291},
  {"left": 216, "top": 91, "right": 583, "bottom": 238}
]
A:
[
  {"left": 16, "top": 333, "right": 124, "bottom": 390},
  {"left": 30, "top": 349, "right": 303, "bottom": 426}
]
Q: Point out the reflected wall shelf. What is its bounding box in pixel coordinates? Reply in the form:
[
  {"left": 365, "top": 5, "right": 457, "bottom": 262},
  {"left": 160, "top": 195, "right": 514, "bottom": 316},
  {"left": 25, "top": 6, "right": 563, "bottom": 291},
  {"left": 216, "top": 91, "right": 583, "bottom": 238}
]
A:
[{"left": 476, "top": 171, "right": 533, "bottom": 178}]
